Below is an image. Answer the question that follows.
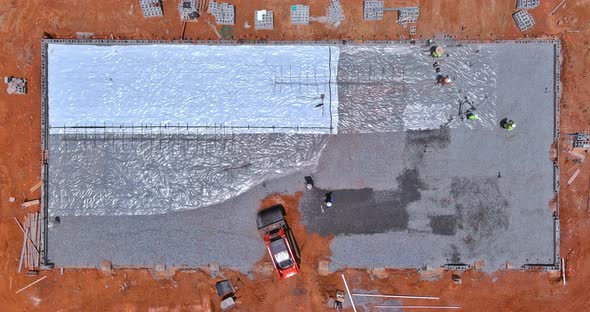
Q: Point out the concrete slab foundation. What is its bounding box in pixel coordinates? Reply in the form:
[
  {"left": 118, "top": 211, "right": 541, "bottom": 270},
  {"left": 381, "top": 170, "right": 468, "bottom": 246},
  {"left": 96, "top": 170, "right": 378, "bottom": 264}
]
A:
[{"left": 42, "top": 40, "right": 560, "bottom": 273}]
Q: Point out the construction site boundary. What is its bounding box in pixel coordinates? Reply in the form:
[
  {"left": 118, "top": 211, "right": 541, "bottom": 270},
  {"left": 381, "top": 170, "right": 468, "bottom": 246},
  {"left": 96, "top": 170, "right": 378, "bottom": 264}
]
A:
[{"left": 39, "top": 39, "right": 562, "bottom": 272}]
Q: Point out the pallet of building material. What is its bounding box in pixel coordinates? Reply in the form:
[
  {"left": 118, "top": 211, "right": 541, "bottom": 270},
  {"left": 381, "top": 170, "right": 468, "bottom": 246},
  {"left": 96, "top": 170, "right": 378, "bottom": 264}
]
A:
[
  {"left": 254, "top": 10, "right": 274, "bottom": 30},
  {"left": 208, "top": 0, "right": 235, "bottom": 25},
  {"left": 29, "top": 181, "right": 43, "bottom": 193},
  {"left": 572, "top": 132, "right": 589, "bottom": 149},
  {"left": 364, "top": 0, "right": 384, "bottom": 21},
  {"left": 4, "top": 76, "right": 27, "bottom": 95},
  {"left": 21, "top": 199, "right": 40, "bottom": 208},
  {"left": 513, "top": 10, "right": 535, "bottom": 32},
  {"left": 179, "top": 0, "right": 200, "bottom": 21},
  {"left": 16, "top": 212, "right": 41, "bottom": 273},
  {"left": 516, "top": 0, "right": 540, "bottom": 9},
  {"left": 140, "top": 0, "right": 163, "bottom": 18},
  {"left": 291, "top": 5, "right": 310, "bottom": 25},
  {"left": 397, "top": 7, "right": 419, "bottom": 26}
]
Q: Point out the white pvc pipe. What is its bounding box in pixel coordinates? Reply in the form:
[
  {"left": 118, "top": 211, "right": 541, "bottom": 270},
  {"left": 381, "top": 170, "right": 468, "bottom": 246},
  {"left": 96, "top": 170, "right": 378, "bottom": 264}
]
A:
[
  {"left": 549, "top": 0, "right": 567, "bottom": 16},
  {"left": 375, "top": 305, "right": 461, "bottom": 309},
  {"left": 340, "top": 273, "right": 357, "bottom": 312},
  {"left": 16, "top": 276, "right": 48, "bottom": 294},
  {"left": 562, "top": 258, "right": 566, "bottom": 285},
  {"left": 353, "top": 293, "right": 439, "bottom": 300}
]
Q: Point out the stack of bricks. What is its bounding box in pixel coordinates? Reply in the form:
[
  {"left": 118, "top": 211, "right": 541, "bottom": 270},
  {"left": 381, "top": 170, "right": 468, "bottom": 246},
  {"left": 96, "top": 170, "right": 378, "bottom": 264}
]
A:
[
  {"left": 179, "top": 0, "right": 199, "bottom": 21},
  {"left": 516, "top": 0, "right": 540, "bottom": 9},
  {"left": 254, "top": 10, "right": 274, "bottom": 30},
  {"left": 209, "top": 0, "right": 235, "bottom": 25},
  {"left": 290, "top": 5, "right": 310, "bottom": 25},
  {"left": 513, "top": 10, "right": 535, "bottom": 31},
  {"left": 397, "top": 8, "right": 419, "bottom": 27},
  {"left": 140, "top": 0, "right": 163, "bottom": 18},
  {"left": 363, "top": 0, "right": 384, "bottom": 21}
]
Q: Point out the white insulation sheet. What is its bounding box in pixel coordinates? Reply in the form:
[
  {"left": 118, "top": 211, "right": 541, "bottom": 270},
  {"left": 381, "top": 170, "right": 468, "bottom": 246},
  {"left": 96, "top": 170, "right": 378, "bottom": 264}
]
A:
[{"left": 48, "top": 44, "right": 339, "bottom": 133}]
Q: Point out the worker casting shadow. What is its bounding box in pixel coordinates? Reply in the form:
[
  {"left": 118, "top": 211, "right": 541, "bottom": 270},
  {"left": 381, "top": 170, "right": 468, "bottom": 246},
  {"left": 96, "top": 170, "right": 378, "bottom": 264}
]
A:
[
  {"left": 499, "top": 118, "right": 510, "bottom": 129},
  {"left": 499, "top": 118, "right": 516, "bottom": 131}
]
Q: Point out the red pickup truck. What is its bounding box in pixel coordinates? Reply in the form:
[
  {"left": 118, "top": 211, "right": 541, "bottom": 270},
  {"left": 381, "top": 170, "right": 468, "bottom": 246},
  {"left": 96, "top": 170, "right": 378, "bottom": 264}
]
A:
[{"left": 256, "top": 205, "right": 301, "bottom": 279}]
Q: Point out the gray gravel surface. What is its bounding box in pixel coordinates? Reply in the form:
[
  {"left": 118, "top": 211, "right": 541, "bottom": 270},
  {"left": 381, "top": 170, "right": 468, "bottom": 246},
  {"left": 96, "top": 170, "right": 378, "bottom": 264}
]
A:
[{"left": 310, "top": 43, "right": 557, "bottom": 272}]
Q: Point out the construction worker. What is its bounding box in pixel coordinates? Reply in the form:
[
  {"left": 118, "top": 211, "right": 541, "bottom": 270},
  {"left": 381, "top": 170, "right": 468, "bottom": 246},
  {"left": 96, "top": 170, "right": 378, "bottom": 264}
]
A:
[
  {"left": 431, "top": 46, "right": 444, "bottom": 58},
  {"left": 466, "top": 110, "right": 479, "bottom": 121},
  {"left": 304, "top": 176, "right": 314, "bottom": 190},
  {"left": 324, "top": 192, "right": 333, "bottom": 208},
  {"left": 437, "top": 75, "right": 452, "bottom": 86},
  {"left": 502, "top": 120, "right": 516, "bottom": 131}
]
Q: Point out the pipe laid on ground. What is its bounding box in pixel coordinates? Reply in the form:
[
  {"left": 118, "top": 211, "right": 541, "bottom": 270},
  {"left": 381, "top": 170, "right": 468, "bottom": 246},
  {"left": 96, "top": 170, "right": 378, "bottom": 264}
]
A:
[
  {"left": 375, "top": 305, "right": 462, "bottom": 309},
  {"left": 562, "top": 258, "right": 566, "bottom": 285},
  {"left": 16, "top": 276, "right": 47, "bottom": 294},
  {"left": 341, "top": 273, "right": 358, "bottom": 312},
  {"left": 353, "top": 293, "right": 440, "bottom": 300},
  {"left": 549, "top": 0, "right": 567, "bottom": 16}
]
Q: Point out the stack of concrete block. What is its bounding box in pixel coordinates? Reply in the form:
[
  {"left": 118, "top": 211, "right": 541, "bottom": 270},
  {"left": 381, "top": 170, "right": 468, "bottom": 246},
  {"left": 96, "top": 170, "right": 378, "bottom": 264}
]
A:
[
  {"left": 291, "top": 5, "right": 310, "bottom": 25},
  {"left": 573, "top": 132, "right": 589, "bottom": 149},
  {"left": 5, "top": 76, "right": 27, "bottom": 95},
  {"left": 209, "top": 0, "right": 235, "bottom": 25},
  {"left": 397, "top": 7, "right": 419, "bottom": 26},
  {"left": 363, "top": 0, "right": 384, "bottom": 20},
  {"left": 179, "top": 0, "right": 199, "bottom": 21},
  {"left": 254, "top": 10, "right": 274, "bottom": 30},
  {"left": 516, "top": 0, "right": 540, "bottom": 9},
  {"left": 140, "top": 0, "right": 163, "bottom": 18},
  {"left": 513, "top": 10, "right": 535, "bottom": 31},
  {"left": 16, "top": 212, "right": 41, "bottom": 273}
]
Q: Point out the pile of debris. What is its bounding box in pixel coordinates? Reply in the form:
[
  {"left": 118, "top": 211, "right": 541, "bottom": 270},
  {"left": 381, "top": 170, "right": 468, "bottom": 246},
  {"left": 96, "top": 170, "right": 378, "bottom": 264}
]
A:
[
  {"left": 16, "top": 212, "right": 42, "bottom": 274},
  {"left": 4, "top": 76, "right": 27, "bottom": 95}
]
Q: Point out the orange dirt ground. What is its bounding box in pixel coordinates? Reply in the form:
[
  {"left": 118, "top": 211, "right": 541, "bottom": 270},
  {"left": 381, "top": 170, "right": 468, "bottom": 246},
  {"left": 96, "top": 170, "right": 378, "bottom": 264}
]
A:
[{"left": 1, "top": 0, "right": 590, "bottom": 311}]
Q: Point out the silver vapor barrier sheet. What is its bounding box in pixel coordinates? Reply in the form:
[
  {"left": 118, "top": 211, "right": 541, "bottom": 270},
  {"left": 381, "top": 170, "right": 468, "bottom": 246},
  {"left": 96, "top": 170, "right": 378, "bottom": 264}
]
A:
[
  {"left": 337, "top": 44, "right": 498, "bottom": 132},
  {"left": 49, "top": 133, "right": 328, "bottom": 216},
  {"left": 48, "top": 44, "right": 339, "bottom": 133}
]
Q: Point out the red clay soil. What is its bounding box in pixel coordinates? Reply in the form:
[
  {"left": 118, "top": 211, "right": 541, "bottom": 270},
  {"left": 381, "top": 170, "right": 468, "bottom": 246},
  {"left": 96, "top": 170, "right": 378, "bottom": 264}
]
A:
[{"left": 1, "top": 0, "right": 590, "bottom": 311}]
